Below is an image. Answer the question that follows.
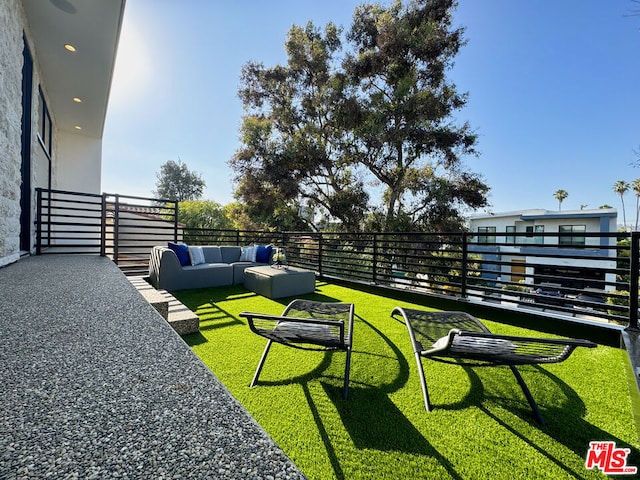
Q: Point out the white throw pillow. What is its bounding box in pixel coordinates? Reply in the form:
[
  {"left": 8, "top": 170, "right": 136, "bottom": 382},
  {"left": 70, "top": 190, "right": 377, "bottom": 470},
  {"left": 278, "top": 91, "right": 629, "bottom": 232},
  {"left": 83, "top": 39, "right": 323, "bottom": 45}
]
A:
[
  {"left": 188, "top": 246, "right": 206, "bottom": 265},
  {"left": 239, "top": 245, "right": 255, "bottom": 262}
]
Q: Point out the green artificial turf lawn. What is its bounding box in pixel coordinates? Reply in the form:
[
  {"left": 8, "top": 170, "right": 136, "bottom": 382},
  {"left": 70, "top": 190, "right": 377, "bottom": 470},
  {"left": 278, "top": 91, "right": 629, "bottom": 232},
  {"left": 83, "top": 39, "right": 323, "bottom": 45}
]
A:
[{"left": 177, "top": 282, "right": 640, "bottom": 480}]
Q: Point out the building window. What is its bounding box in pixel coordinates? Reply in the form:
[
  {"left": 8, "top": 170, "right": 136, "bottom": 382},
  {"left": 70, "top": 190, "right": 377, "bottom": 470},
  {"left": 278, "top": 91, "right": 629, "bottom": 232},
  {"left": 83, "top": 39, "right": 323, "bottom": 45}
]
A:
[
  {"left": 477, "top": 226, "right": 496, "bottom": 244},
  {"left": 506, "top": 225, "right": 516, "bottom": 244},
  {"left": 525, "top": 225, "right": 544, "bottom": 244},
  {"left": 38, "top": 86, "right": 52, "bottom": 158},
  {"left": 559, "top": 225, "right": 586, "bottom": 246}
]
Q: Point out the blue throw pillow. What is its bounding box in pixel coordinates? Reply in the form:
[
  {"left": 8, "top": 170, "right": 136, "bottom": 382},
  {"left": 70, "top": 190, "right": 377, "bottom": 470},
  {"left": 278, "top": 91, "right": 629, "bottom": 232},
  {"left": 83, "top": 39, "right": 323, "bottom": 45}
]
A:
[
  {"left": 168, "top": 242, "right": 190, "bottom": 266},
  {"left": 255, "top": 244, "right": 273, "bottom": 263}
]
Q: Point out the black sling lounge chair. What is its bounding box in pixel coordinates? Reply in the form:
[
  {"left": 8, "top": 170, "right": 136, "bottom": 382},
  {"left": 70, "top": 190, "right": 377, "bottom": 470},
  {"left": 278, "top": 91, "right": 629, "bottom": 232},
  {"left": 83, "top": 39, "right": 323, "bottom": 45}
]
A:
[
  {"left": 391, "top": 307, "right": 597, "bottom": 425},
  {"left": 240, "top": 299, "right": 355, "bottom": 399}
]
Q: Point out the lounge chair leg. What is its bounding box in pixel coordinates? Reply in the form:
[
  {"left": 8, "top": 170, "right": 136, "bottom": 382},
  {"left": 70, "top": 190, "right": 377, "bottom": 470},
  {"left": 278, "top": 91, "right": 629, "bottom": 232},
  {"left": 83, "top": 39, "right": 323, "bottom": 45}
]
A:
[
  {"left": 414, "top": 352, "right": 432, "bottom": 412},
  {"left": 342, "top": 347, "right": 352, "bottom": 400},
  {"left": 509, "top": 365, "right": 545, "bottom": 426},
  {"left": 251, "top": 340, "right": 273, "bottom": 387}
]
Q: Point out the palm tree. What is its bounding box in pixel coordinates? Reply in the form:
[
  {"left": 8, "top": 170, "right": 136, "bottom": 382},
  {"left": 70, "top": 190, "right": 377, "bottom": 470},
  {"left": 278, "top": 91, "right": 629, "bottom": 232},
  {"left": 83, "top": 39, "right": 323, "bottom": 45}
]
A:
[
  {"left": 553, "top": 189, "right": 568, "bottom": 210},
  {"left": 613, "top": 180, "right": 630, "bottom": 231},
  {"left": 632, "top": 178, "right": 640, "bottom": 230}
]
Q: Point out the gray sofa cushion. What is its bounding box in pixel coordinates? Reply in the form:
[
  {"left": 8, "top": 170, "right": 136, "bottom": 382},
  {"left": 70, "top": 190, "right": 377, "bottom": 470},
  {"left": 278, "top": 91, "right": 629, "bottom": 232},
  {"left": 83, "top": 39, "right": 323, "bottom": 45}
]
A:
[
  {"left": 202, "top": 246, "right": 222, "bottom": 263},
  {"left": 231, "top": 262, "right": 256, "bottom": 285},
  {"left": 220, "top": 246, "right": 242, "bottom": 263}
]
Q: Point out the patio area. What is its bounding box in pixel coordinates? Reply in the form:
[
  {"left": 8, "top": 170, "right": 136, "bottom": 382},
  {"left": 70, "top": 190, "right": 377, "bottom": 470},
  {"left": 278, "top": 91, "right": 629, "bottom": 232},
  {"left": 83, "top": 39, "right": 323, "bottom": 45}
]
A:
[
  {"left": 0, "top": 255, "right": 303, "bottom": 479},
  {"left": 177, "top": 281, "right": 640, "bottom": 479},
  {"left": 1, "top": 254, "right": 639, "bottom": 479}
]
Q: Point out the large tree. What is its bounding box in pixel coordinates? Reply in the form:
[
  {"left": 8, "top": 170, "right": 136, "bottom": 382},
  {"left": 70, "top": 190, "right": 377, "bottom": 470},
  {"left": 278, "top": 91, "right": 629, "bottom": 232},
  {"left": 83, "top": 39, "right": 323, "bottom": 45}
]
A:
[
  {"left": 230, "top": 0, "right": 488, "bottom": 232},
  {"left": 613, "top": 180, "right": 629, "bottom": 231},
  {"left": 154, "top": 159, "right": 205, "bottom": 202},
  {"left": 178, "top": 200, "right": 233, "bottom": 230},
  {"left": 343, "top": 0, "right": 488, "bottom": 231},
  {"left": 632, "top": 178, "right": 640, "bottom": 230},
  {"left": 178, "top": 200, "right": 234, "bottom": 243},
  {"left": 231, "top": 22, "right": 368, "bottom": 232}
]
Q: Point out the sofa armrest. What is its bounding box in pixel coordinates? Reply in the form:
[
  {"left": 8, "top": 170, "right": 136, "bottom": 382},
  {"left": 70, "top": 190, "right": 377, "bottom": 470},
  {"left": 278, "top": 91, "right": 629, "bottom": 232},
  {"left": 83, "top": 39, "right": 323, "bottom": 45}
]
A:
[{"left": 149, "top": 246, "right": 183, "bottom": 289}]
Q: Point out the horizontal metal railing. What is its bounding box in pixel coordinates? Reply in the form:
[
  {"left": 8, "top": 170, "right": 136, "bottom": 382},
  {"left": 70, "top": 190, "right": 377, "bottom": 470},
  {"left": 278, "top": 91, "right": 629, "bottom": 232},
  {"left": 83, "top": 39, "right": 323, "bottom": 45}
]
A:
[
  {"left": 287, "top": 230, "right": 632, "bottom": 326},
  {"left": 35, "top": 188, "right": 640, "bottom": 329},
  {"left": 36, "top": 189, "right": 179, "bottom": 275}
]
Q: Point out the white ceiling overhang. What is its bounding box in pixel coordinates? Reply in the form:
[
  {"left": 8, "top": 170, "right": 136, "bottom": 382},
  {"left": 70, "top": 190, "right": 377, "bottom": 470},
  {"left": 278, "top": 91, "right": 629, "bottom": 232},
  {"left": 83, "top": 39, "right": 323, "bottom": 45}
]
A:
[{"left": 22, "top": 0, "right": 126, "bottom": 138}]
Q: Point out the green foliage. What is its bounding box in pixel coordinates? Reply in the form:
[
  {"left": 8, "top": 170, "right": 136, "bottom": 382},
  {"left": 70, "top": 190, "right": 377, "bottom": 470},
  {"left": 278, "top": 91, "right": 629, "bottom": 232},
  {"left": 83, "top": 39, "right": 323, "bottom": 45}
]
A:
[
  {"left": 613, "top": 180, "right": 630, "bottom": 230},
  {"left": 231, "top": 0, "right": 488, "bottom": 233},
  {"left": 616, "top": 238, "right": 631, "bottom": 284},
  {"left": 154, "top": 159, "right": 205, "bottom": 202},
  {"left": 178, "top": 200, "right": 233, "bottom": 230},
  {"left": 605, "top": 290, "right": 632, "bottom": 324},
  {"left": 176, "top": 200, "right": 234, "bottom": 244},
  {"left": 502, "top": 283, "right": 527, "bottom": 292},
  {"left": 553, "top": 189, "right": 568, "bottom": 210},
  {"left": 607, "top": 290, "right": 629, "bottom": 308}
]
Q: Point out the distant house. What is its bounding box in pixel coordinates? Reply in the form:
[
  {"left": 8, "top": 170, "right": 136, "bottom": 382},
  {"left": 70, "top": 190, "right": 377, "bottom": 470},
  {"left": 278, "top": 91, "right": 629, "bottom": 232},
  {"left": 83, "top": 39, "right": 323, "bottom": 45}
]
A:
[
  {"left": 0, "top": 0, "right": 125, "bottom": 267},
  {"left": 468, "top": 208, "right": 618, "bottom": 291}
]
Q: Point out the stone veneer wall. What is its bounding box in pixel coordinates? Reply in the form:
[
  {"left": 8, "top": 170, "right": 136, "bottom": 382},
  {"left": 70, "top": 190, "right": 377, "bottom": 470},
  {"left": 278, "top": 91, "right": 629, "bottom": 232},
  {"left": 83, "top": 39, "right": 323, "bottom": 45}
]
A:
[
  {"left": 0, "top": 0, "right": 26, "bottom": 267},
  {"left": 0, "top": 0, "right": 50, "bottom": 268}
]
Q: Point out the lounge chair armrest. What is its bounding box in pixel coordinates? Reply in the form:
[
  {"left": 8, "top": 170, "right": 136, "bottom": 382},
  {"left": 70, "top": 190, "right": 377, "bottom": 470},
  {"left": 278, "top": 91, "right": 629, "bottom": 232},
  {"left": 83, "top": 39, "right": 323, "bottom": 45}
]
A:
[
  {"left": 240, "top": 311, "right": 346, "bottom": 349},
  {"left": 454, "top": 330, "right": 597, "bottom": 349},
  {"left": 422, "top": 328, "right": 462, "bottom": 354},
  {"left": 239, "top": 311, "right": 345, "bottom": 328},
  {"left": 423, "top": 329, "right": 596, "bottom": 365}
]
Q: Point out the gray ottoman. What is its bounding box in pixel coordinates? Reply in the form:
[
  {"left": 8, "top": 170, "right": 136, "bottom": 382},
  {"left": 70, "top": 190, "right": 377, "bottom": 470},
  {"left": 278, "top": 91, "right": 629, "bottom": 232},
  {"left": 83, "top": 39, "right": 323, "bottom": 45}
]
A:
[{"left": 243, "top": 266, "right": 316, "bottom": 299}]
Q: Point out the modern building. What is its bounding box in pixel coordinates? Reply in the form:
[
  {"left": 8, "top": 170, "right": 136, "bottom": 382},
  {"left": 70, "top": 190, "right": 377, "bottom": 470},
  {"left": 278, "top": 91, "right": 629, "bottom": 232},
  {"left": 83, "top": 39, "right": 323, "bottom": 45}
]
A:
[
  {"left": 468, "top": 208, "right": 619, "bottom": 291},
  {"left": 0, "top": 0, "right": 126, "bottom": 267}
]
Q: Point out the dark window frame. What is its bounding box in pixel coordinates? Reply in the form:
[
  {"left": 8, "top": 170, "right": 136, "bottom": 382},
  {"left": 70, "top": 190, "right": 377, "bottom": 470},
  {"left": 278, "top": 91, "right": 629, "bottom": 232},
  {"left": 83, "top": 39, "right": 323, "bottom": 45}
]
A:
[
  {"left": 37, "top": 86, "right": 52, "bottom": 159},
  {"left": 559, "top": 225, "right": 586, "bottom": 246},
  {"left": 525, "top": 225, "right": 544, "bottom": 244},
  {"left": 477, "top": 226, "right": 496, "bottom": 244}
]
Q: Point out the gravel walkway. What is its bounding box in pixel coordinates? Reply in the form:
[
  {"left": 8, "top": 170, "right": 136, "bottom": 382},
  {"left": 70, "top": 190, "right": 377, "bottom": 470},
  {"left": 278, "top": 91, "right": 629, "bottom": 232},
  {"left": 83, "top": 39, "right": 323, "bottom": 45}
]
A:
[{"left": 0, "top": 255, "right": 305, "bottom": 479}]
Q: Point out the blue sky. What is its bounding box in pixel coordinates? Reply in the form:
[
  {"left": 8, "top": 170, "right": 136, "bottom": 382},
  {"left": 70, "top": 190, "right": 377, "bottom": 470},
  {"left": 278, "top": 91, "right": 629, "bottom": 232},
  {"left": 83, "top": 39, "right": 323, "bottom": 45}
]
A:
[{"left": 102, "top": 0, "right": 640, "bottom": 216}]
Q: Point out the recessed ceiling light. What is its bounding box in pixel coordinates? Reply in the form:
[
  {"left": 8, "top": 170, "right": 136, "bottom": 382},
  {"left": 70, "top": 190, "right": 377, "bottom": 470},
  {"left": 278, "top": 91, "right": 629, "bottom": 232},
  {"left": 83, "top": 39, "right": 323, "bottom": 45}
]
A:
[
  {"left": 64, "top": 44, "right": 76, "bottom": 52},
  {"left": 74, "top": 125, "right": 82, "bottom": 130},
  {"left": 73, "top": 97, "right": 82, "bottom": 103}
]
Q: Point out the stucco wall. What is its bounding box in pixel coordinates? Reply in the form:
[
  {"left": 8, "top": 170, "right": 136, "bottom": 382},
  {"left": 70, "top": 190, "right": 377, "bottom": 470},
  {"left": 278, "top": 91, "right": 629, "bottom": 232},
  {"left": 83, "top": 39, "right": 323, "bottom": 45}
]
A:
[
  {"left": 0, "top": 0, "right": 26, "bottom": 267},
  {"left": 56, "top": 131, "right": 102, "bottom": 193}
]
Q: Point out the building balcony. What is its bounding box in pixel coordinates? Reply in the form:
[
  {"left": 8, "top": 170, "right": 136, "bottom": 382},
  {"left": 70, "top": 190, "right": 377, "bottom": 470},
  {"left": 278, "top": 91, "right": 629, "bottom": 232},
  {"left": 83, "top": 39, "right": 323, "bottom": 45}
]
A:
[{"left": 5, "top": 188, "right": 635, "bottom": 478}]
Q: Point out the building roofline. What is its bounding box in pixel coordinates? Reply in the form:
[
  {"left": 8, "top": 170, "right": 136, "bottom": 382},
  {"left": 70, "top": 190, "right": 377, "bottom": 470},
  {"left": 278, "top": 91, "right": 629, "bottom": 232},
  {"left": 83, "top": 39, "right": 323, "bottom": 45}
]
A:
[{"left": 470, "top": 208, "right": 617, "bottom": 221}]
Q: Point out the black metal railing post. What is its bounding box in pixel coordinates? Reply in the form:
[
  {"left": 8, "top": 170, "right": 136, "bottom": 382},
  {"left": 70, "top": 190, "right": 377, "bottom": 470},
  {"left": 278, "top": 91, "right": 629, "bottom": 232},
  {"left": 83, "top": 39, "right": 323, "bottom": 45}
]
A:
[
  {"left": 113, "top": 194, "right": 120, "bottom": 265},
  {"left": 318, "top": 233, "right": 323, "bottom": 277},
  {"left": 461, "top": 232, "right": 468, "bottom": 299},
  {"left": 45, "top": 187, "right": 51, "bottom": 249},
  {"left": 173, "top": 202, "right": 179, "bottom": 243},
  {"left": 100, "top": 193, "right": 107, "bottom": 257},
  {"left": 628, "top": 232, "right": 640, "bottom": 330},
  {"left": 372, "top": 233, "right": 378, "bottom": 283},
  {"left": 35, "top": 188, "right": 42, "bottom": 255}
]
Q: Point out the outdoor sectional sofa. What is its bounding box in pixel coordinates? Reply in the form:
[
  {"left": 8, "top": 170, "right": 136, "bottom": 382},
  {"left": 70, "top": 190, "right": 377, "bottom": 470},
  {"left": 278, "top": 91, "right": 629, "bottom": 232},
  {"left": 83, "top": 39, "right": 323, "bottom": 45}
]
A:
[{"left": 148, "top": 243, "right": 273, "bottom": 291}]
